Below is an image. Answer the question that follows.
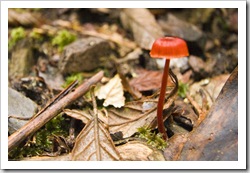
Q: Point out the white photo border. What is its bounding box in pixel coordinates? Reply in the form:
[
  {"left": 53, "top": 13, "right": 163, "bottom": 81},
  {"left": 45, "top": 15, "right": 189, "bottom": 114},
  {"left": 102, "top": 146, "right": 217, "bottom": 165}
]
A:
[{"left": 1, "top": 0, "right": 246, "bottom": 170}]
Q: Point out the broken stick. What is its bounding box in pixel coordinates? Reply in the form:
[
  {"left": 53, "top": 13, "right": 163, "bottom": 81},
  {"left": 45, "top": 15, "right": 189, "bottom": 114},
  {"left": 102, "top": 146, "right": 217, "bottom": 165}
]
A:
[{"left": 8, "top": 71, "right": 104, "bottom": 151}]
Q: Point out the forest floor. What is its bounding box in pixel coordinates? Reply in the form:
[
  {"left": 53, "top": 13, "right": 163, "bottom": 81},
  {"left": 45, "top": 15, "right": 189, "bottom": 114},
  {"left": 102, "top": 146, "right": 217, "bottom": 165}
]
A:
[{"left": 8, "top": 8, "right": 238, "bottom": 161}]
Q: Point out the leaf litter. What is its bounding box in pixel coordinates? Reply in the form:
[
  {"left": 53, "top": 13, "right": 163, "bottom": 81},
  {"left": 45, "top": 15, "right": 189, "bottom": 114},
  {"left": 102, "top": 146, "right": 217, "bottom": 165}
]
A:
[
  {"left": 95, "top": 74, "right": 125, "bottom": 108},
  {"left": 71, "top": 88, "right": 122, "bottom": 161},
  {"left": 8, "top": 8, "right": 238, "bottom": 161}
]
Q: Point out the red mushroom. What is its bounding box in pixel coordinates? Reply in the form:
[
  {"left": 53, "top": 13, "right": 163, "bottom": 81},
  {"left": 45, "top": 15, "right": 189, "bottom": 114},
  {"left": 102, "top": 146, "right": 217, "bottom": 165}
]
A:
[{"left": 150, "top": 37, "right": 189, "bottom": 140}]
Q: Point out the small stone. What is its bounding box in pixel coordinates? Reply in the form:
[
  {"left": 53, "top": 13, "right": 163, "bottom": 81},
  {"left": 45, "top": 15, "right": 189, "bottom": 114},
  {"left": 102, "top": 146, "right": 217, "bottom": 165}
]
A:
[{"left": 8, "top": 87, "right": 38, "bottom": 134}]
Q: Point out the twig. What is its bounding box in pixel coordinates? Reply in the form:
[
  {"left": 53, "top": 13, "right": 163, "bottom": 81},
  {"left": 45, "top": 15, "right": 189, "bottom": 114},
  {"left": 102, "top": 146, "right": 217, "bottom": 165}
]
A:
[
  {"left": 31, "top": 79, "right": 79, "bottom": 120},
  {"left": 195, "top": 89, "right": 209, "bottom": 126},
  {"left": 8, "top": 80, "right": 78, "bottom": 122},
  {"left": 186, "top": 91, "right": 208, "bottom": 127},
  {"left": 186, "top": 93, "right": 202, "bottom": 116},
  {"left": 8, "top": 71, "right": 104, "bottom": 151}
]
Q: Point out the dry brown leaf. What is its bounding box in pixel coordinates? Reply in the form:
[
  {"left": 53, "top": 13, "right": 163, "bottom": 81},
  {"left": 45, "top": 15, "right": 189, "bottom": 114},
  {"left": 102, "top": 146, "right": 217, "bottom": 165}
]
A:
[
  {"left": 129, "top": 68, "right": 175, "bottom": 91},
  {"left": 130, "top": 69, "right": 161, "bottom": 92},
  {"left": 116, "top": 64, "right": 142, "bottom": 100},
  {"left": 63, "top": 109, "right": 108, "bottom": 126},
  {"left": 81, "top": 30, "right": 137, "bottom": 50},
  {"left": 71, "top": 118, "right": 121, "bottom": 161},
  {"left": 71, "top": 95, "right": 121, "bottom": 161},
  {"left": 8, "top": 9, "right": 43, "bottom": 27},
  {"left": 108, "top": 94, "right": 176, "bottom": 138},
  {"left": 108, "top": 70, "right": 178, "bottom": 138},
  {"left": 117, "top": 141, "right": 165, "bottom": 161},
  {"left": 120, "top": 8, "right": 164, "bottom": 50},
  {"left": 22, "top": 154, "right": 72, "bottom": 161},
  {"left": 71, "top": 87, "right": 122, "bottom": 161},
  {"left": 95, "top": 74, "right": 125, "bottom": 108},
  {"left": 63, "top": 109, "right": 92, "bottom": 124},
  {"left": 189, "top": 73, "right": 230, "bottom": 108}
]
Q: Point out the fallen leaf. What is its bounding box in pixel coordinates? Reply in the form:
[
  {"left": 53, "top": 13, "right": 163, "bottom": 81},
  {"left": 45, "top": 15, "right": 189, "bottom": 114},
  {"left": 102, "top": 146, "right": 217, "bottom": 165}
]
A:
[
  {"left": 95, "top": 74, "right": 125, "bottom": 108},
  {"left": 120, "top": 8, "right": 164, "bottom": 50},
  {"left": 63, "top": 109, "right": 92, "bottom": 124},
  {"left": 21, "top": 154, "right": 72, "bottom": 161},
  {"left": 108, "top": 70, "right": 178, "bottom": 138},
  {"left": 189, "top": 73, "right": 230, "bottom": 108},
  {"left": 71, "top": 106, "right": 121, "bottom": 161},
  {"left": 116, "top": 64, "right": 142, "bottom": 100},
  {"left": 108, "top": 91, "right": 176, "bottom": 138},
  {"left": 63, "top": 108, "right": 108, "bottom": 126},
  {"left": 117, "top": 140, "right": 165, "bottom": 161},
  {"left": 8, "top": 9, "right": 43, "bottom": 27},
  {"left": 115, "top": 48, "right": 142, "bottom": 64},
  {"left": 129, "top": 68, "right": 175, "bottom": 92}
]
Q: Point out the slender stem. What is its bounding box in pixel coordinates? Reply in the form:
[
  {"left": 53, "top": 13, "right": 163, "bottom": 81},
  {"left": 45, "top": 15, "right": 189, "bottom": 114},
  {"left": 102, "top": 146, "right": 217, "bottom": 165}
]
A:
[{"left": 157, "top": 59, "right": 170, "bottom": 140}]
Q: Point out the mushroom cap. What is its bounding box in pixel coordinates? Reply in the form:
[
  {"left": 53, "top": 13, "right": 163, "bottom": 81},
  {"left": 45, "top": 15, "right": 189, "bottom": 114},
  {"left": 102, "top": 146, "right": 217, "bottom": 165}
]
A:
[{"left": 150, "top": 37, "right": 189, "bottom": 59}]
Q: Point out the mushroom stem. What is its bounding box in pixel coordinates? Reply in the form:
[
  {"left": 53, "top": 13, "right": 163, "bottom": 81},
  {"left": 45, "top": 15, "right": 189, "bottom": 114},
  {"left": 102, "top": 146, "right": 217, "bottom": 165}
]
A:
[{"left": 157, "top": 59, "right": 170, "bottom": 140}]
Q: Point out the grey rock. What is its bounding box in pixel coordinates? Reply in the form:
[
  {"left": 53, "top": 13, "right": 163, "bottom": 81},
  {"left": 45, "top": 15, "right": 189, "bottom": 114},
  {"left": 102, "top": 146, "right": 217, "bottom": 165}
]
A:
[
  {"left": 159, "top": 13, "right": 204, "bottom": 42},
  {"left": 59, "top": 37, "right": 112, "bottom": 74},
  {"left": 8, "top": 39, "right": 35, "bottom": 80},
  {"left": 8, "top": 87, "right": 38, "bottom": 134}
]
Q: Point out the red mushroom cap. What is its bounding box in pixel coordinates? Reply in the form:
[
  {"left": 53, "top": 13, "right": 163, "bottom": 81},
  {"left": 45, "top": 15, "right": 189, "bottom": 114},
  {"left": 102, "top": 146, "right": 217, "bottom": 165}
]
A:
[{"left": 150, "top": 37, "right": 189, "bottom": 59}]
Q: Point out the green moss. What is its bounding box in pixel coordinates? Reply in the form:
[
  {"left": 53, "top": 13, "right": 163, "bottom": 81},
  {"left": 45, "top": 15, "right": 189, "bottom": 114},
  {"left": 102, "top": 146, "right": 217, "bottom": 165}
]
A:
[
  {"left": 62, "top": 73, "right": 84, "bottom": 88},
  {"left": 8, "top": 113, "right": 70, "bottom": 160},
  {"left": 29, "top": 29, "right": 43, "bottom": 41},
  {"left": 137, "top": 126, "right": 167, "bottom": 150},
  {"left": 52, "top": 30, "right": 76, "bottom": 52},
  {"left": 178, "top": 82, "right": 189, "bottom": 98},
  {"left": 8, "top": 27, "right": 25, "bottom": 49}
]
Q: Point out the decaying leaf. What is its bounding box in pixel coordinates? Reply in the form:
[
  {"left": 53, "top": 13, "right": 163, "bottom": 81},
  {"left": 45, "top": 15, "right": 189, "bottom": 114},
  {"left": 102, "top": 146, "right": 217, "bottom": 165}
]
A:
[
  {"left": 95, "top": 74, "right": 125, "bottom": 108},
  {"left": 116, "top": 64, "right": 142, "bottom": 100},
  {"left": 63, "top": 109, "right": 92, "bottom": 124},
  {"left": 63, "top": 108, "right": 108, "bottom": 126},
  {"left": 108, "top": 91, "right": 176, "bottom": 138},
  {"left": 22, "top": 154, "right": 72, "bottom": 161},
  {"left": 8, "top": 9, "right": 43, "bottom": 27},
  {"left": 71, "top": 89, "right": 122, "bottom": 161},
  {"left": 108, "top": 70, "right": 178, "bottom": 138},
  {"left": 120, "top": 8, "right": 164, "bottom": 50},
  {"left": 189, "top": 73, "right": 230, "bottom": 108},
  {"left": 129, "top": 68, "right": 175, "bottom": 92},
  {"left": 71, "top": 118, "right": 121, "bottom": 161},
  {"left": 117, "top": 140, "right": 165, "bottom": 161}
]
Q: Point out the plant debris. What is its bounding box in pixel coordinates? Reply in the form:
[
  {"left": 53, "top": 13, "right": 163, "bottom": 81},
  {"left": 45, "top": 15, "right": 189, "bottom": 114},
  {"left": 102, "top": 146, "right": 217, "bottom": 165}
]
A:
[{"left": 8, "top": 8, "right": 238, "bottom": 161}]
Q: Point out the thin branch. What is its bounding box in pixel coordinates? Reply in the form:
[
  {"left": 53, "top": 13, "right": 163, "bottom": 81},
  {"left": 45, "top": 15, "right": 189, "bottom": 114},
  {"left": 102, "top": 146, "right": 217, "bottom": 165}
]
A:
[{"left": 8, "top": 71, "right": 104, "bottom": 151}]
